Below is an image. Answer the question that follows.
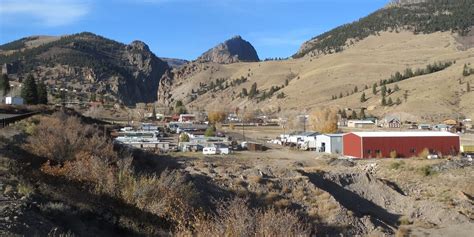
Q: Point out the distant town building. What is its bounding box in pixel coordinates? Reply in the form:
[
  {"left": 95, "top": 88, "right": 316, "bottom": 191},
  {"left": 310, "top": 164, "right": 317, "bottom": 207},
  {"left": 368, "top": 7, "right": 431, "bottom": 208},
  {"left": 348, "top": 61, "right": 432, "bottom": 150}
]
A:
[
  {"left": 316, "top": 134, "right": 344, "bottom": 154},
  {"left": 347, "top": 120, "right": 375, "bottom": 128},
  {"left": 4, "top": 96, "right": 24, "bottom": 105}
]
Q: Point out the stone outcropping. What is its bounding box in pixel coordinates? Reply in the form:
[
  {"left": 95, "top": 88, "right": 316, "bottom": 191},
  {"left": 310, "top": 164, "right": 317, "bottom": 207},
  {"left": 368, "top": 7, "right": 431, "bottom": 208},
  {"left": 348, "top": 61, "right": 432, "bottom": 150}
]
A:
[{"left": 197, "top": 35, "right": 260, "bottom": 64}]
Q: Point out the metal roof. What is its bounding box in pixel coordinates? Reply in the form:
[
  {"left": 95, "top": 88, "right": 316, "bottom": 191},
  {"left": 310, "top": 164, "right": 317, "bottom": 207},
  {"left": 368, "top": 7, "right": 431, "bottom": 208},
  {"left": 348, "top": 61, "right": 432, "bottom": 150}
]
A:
[
  {"left": 318, "top": 134, "right": 344, "bottom": 137},
  {"left": 348, "top": 120, "right": 374, "bottom": 124},
  {"left": 349, "top": 131, "right": 459, "bottom": 138}
]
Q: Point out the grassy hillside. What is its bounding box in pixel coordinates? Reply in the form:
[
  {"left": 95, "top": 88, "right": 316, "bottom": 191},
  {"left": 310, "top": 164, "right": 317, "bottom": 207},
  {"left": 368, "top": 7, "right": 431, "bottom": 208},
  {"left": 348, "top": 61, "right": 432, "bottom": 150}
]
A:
[
  {"left": 294, "top": 0, "right": 474, "bottom": 58},
  {"left": 166, "top": 31, "right": 474, "bottom": 121}
]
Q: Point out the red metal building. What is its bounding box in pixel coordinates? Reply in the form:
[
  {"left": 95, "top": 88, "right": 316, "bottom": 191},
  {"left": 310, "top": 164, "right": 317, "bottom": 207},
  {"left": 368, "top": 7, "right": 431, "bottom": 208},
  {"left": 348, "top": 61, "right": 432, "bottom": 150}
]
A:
[{"left": 343, "top": 132, "right": 460, "bottom": 158}]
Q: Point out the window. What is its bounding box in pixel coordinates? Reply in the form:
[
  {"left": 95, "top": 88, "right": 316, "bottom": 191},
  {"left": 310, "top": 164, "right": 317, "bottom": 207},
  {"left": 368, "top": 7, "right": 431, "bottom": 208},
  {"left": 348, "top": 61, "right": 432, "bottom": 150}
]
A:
[
  {"left": 367, "top": 149, "right": 372, "bottom": 154},
  {"left": 410, "top": 148, "right": 416, "bottom": 153},
  {"left": 375, "top": 149, "right": 381, "bottom": 154}
]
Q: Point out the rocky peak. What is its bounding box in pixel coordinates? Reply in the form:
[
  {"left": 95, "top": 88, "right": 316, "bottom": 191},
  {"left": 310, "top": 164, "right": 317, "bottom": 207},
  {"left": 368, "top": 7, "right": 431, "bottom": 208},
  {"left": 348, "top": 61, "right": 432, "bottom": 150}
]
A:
[
  {"left": 128, "top": 40, "right": 150, "bottom": 52},
  {"left": 197, "top": 35, "right": 260, "bottom": 64}
]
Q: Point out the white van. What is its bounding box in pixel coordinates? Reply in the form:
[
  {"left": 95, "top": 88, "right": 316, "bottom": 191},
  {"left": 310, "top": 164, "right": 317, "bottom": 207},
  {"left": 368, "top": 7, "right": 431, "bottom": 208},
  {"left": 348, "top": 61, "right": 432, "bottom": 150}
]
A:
[{"left": 203, "top": 147, "right": 217, "bottom": 155}]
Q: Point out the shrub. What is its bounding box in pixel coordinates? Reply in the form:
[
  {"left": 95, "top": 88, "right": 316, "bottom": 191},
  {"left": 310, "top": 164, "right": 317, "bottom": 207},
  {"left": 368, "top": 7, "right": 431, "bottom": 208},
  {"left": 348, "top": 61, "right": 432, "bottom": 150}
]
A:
[
  {"left": 17, "top": 181, "right": 34, "bottom": 198},
  {"left": 389, "top": 150, "right": 398, "bottom": 158},
  {"left": 390, "top": 161, "right": 404, "bottom": 170},
  {"left": 419, "top": 165, "right": 435, "bottom": 176},
  {"left": 418, "top": 148, "right": 430, "bottom": 159},
  {"left": 187, "top": 198, "right": 310, "bottom": 236}
]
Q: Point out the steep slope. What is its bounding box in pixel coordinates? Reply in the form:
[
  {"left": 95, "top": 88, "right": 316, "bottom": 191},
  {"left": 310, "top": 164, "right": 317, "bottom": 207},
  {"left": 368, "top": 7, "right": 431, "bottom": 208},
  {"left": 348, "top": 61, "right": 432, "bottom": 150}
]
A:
[
  {"left": 197, "top": 36, "right": 260, "bottom": 64},
  {"left": 159, "top": 30, "right": 474, "bottom": 121},
  {"left": 160, "top": 57, "right": 188, "bottom": 69},
  {"left": 0, "top": 32, "right": 170, "bottom": 105},
  {"left": 294, "top": 0, "right": 474, "bottom": 58}
]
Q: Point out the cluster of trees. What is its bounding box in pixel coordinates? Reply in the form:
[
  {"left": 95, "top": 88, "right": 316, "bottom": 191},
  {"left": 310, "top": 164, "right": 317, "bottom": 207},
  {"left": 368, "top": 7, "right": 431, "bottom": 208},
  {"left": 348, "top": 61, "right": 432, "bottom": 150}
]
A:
[
  {"left": 331, "top": 85, "right": 361, "bottom": 100},
  {"left": 338, "top": 108, "right": 370, "bottom": 120},
  {"left": 262, "top": 57, "right": 288, "bottom": 61},
  {"left": 240, "top": 82, "right": 287, "bottom": 101},
  {"left": 294, "top": 0, "right": 473, "bottom": 57},
  {"left": 379, "top": 61, "right": 454, "bottom": 86},
  {"left": 0, "top": 32, "right": 132, "bottom": 78},
  {"left": 463, "top": 64, "right": 474, "bottom": 77},
  {"left": 174, "top": 100, "right": 187, "bottom": 114},
  {"left": 20, "top": 74, "right": 48, "bottom": 105}
]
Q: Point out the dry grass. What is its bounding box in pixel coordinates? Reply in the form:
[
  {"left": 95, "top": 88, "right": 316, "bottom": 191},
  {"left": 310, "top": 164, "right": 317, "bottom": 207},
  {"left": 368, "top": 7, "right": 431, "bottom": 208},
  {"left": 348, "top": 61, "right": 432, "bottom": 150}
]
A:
[
  {"left": 395, "top": 227, "right": 410, "bottom": 237},
  {"left": 183, "top": 198, "right": 311, "bottom": 236},
  {"left": 17, "top": 181, "right": 34, "bottom": 198}
]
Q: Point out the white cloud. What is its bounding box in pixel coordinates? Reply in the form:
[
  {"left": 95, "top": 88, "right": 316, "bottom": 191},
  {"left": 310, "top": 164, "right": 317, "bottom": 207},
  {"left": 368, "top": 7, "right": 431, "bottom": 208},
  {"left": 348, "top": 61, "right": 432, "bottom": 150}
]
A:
[{"left": 0, "top": 0, "right": 90, "bottom": 27}]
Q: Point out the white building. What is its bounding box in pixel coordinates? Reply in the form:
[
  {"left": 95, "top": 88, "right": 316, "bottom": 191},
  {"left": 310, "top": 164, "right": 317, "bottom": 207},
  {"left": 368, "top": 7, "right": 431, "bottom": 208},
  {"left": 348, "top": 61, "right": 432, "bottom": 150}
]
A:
[
  {"left": 347, "top": 120, "right": 375, "bottom": 128},
  {"left": 316, "top": 134, "right": 344, "bottom": 154},
  {"left": 5, "top": 96, "right": 24, "bottom": 105}
]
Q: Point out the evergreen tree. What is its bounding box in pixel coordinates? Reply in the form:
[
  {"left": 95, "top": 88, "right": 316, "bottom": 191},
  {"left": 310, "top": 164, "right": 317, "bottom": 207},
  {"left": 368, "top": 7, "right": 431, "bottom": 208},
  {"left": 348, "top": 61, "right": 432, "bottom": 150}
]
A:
[
  {"left": 341, "top": 109, "right": 347, "bottom": 119},
  {"left": 364, "top": 85, "right": 368, "bottom": 90},
  {"left": 387, "top": 97, "right": 393, "bottom": 106},
  {"left": 381, "top": 96, "right": 387, "bottom": 106},
  {"left": 285, "top": 79, "right": 289, "bottom": 86},
  {"left": 360, "top": 92, "right": 367, "bottom": 102},
  {"left": 351, "top": 110, "right": 357, "bottom": 119},
  {"left": 467, "top": 82, "right": 471, "bottom": 92},
  {"left": 21, "top": 74, "right": 38, "bottom": 104},
  {"left": 359, "top": 109, "right": 366, "bottom": 119},
  {"left": 37, "top": 80, "right": 48, "bottom": 104},
  {"left": 463, "top": 64, "right": 470, "bottom": 77},
  {"left": 396, "top": 97, "right": 402, "bottom": 105},
  {"left": 241, "top": 88, "right": 248, "bottom": 97},
  {"left": 354, "top": 85, "right": 358, "bottom": 93},
  {"left": 372, "top": 83, "right": 377, "bottom": 95},
  {"left": 404, "top": 68, "right": 414, "bottom": 79},
  {"left": 339, "top": 92, "right": 343, "bottom": 98},
  {"left": 381, "top": 85, "right": 387, "bottom": 97},
  {"left": 249, "top": 82, "right": 257, "bottom": 98},
  {"left": 0, "top": 74, "right": 11, "bottom": 96}
]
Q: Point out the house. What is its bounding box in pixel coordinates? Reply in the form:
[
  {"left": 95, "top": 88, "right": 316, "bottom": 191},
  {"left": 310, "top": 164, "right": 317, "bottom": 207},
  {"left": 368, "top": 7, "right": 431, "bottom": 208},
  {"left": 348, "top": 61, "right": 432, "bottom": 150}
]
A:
[
  {"left": 316, "top": 134, "right": 344, "bottom": 154},
  {"left": 443, "top": 119, "right": 457, "bottom": 126},
  {"left": 382, "top": 116, "right": 401, "bottom": 128},
  {"left": 179, "top": 114, "right": 196, "bottom": 122},
  {"left": 4, "top": 96, "right": 24, "bottom": 105},
  {"left": 462, "top": 119, "right": 472, "bottom": 129},
  {"left": 343, "top": 131, "right": 460, "bottom": 159},
  {"left": 347, "top": 120, "right": 375, "bottom": 128},
  {"left": 202, "top": 143, "right": 230, "bottom": 155}
]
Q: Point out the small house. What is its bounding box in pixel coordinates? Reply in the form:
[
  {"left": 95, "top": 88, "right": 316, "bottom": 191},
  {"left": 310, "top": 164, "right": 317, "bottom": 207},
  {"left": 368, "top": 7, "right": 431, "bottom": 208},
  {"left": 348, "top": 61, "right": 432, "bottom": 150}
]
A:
[
  {"left": 179, "top": 114, "right": 196, "bottom": 122},
  {"left": 383, "top": 116, "right": 401, "bottom": 128},
  {"left": 316, "top": 134, "right": 344, "bottom": 154}
]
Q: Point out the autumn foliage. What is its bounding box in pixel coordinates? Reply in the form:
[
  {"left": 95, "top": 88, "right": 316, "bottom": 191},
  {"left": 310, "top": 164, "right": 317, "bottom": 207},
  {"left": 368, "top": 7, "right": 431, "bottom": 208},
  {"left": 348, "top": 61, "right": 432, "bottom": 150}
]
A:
[
  {"left": 207, "top": 111, "right": 227, "bottom": 124},
  {"left": 310, "top": 108, "right": 338, "bottom": 133}
]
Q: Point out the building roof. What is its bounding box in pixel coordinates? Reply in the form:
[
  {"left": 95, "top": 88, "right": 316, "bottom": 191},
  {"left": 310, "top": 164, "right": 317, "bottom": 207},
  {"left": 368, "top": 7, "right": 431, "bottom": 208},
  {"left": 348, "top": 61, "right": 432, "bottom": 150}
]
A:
[
  {"left": 349, "top": 131, "right": 459, "bottom": 138},
  {"left": 318, "top": 133, "right": 344, "bottom": 137},
  {"left": 348, "top": 120, "right": 374, "bottom": 124}
]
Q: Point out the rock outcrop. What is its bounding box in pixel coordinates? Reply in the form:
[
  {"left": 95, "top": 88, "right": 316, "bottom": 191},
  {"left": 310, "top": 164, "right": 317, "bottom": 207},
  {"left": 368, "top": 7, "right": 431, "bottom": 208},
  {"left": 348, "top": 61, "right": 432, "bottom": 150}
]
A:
[
  {"left": 197, "top": 35, "right": 260, "bottom": 64},
  {"left": 0, "top": 33, "right": 169, "bottom": 105}
]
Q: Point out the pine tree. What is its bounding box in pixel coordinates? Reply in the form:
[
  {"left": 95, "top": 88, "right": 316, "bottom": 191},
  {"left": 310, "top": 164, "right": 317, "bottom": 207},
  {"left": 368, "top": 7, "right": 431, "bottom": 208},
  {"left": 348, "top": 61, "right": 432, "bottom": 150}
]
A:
[
  {"left": 285, "top": 79, "right": 289, "bottom": 86},
  {"left": 241, "top": 88, "right": 248, "bottom": 97},
  {"left": 341, "top": 109, "right": 347, "bottom": 118},
  {"left": 463, "top": 64, "right": 470, "bottom": 77},
  {"left": 351, "top": 110, "right": 357, "bottom": 119},
  {"left": 396, "top": 97, "right": 402, "bottom": 105},
  {"left": 404, "top": 90, "right": 409, "bottom": 102},
  {"left": 37, "top": 80, "right": 48, "bottom": 104},
  {"left": 372, "top": 83, "right": 377, "bottom": 95},
  {"left": 21, "top": 74, "right": 38, "bottom": 104},
  {"left": 381, "top": 85, "right": 387, "bottom": 97},
  {"left": 249, "top": 82, "right": 257, "bottom": 98},
  {"left": 364, "top": 85, "right": 368, "bottom": 90},
  {"left": 467, "top": 82, "right": 471, "bottom": 92},
  {"left": 387, "top": 97, "right": 393, "bottom": 106},
  {"left": 0, "top": 74, "right": 11, "bottom": 96},
  {"left": 381, "top": 96, "right": 387, "bottom": 106},
  {"left": 354, "top": 85, "right": 358, "bottom": 93},
  {"left": 359, "top": 109, "right": 366, "bottom": 119},
  {"left": 360, "top": 92, "right": 367, "bottom": 102},
  {"left": 339, "top": 92, "right": 343, "bottom": 98},
  {"left": 404, "top": 68, "right": 414, "bottom": 79}
]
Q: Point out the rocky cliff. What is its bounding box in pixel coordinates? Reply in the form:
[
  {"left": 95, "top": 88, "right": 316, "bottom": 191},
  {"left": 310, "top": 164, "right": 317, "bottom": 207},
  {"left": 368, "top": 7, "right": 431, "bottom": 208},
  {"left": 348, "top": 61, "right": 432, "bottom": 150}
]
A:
[
  {"left": 0, "top": 33, "right": 170, "bottom": 105},
  {"left": 197, "top": 36, "right": 260, "bottom": 64}
]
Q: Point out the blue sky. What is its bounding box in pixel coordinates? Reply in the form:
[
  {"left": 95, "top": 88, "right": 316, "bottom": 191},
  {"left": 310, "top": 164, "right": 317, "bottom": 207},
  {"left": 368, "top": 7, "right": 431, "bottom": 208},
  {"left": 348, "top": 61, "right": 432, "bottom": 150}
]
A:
[{"left": 0, "top": 0, "right": 389, "bottom": 60}]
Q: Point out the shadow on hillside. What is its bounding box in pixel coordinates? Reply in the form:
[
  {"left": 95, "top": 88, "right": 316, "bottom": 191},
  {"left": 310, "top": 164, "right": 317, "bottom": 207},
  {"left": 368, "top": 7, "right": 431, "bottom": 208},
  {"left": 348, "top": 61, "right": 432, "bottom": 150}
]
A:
[{"left": 299, "top": 170, "right": 401, "bottom": 229}]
